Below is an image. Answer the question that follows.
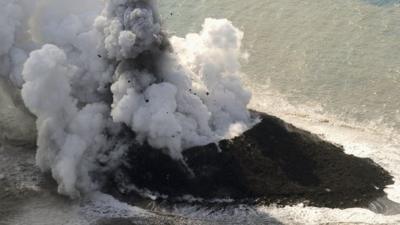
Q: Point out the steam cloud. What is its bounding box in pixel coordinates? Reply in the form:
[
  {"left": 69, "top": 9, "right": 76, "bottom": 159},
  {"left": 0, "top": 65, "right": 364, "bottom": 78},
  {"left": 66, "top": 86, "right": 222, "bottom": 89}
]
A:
[{"left": 1, "top": 0, "right": 253, "bottom": 198}]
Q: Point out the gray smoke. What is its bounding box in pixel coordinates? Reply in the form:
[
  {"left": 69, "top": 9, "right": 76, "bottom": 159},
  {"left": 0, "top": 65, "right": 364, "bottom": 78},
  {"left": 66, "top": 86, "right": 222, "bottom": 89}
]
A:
[{"left": 1, "top": 0, "right": 254, "bottom": 198}]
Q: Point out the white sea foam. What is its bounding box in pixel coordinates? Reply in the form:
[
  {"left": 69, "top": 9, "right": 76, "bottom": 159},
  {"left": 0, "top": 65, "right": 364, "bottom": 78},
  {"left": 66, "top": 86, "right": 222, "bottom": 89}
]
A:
[
  {"left": 248, "top": 88, "right": 400, "bottom": 224},
  {"left": 1, "top": 0, "right": 400, "bottom": 224}
]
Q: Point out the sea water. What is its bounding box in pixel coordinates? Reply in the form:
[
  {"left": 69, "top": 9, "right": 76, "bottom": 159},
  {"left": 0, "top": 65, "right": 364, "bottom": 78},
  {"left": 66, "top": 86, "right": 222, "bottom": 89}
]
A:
[
  {"left": 159, "top": 0, "right": 400, "bottom": 132},
  {"left": 2, "top": 0, "right": 400, "bottom": 224},
  {"left": 158, "top": 0, "right": 400, "bottom": 223}
]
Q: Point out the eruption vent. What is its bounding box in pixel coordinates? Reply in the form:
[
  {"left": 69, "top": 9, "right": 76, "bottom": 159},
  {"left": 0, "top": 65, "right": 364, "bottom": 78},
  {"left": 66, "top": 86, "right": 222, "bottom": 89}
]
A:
[{"left": 2, "top": 0, "right": 253, "bottom": 198}]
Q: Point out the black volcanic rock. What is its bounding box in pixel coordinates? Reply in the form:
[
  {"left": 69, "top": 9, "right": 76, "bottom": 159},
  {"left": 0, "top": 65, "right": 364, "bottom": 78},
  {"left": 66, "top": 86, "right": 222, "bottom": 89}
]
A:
[{"left": 105, "top": 112, "right": 393, "bottom": 208}]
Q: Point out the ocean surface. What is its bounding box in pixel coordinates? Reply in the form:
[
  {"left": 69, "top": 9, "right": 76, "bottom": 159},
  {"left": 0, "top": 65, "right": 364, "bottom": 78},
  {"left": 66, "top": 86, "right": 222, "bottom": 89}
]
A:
[
  {"left": 163, "top": 1, "right": 400, "bottom": 223},
  {"left": 1, "top": 0, "right": 400, "bottom": 224},
  {"left": 159, "top": 0, "right": 400, "bottom": 132}
]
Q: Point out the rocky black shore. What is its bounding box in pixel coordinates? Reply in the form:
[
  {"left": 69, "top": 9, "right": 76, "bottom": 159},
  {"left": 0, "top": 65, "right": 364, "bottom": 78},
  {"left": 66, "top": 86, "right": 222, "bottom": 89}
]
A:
[{"left": 105, "top": 111, "right": 394, "bottom": 209}]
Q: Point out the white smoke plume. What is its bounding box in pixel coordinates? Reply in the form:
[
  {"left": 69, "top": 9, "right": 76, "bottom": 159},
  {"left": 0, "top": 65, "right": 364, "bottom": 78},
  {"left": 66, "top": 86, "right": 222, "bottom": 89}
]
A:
[
  {"left": 0, "top": 0, "right": 36, "bottom": 86},
  {"left": 21, "top": 44, "right": 112, "bottom": 197},
  {"left": 1, "top": 0, "right": 254, "bottom": 198}
]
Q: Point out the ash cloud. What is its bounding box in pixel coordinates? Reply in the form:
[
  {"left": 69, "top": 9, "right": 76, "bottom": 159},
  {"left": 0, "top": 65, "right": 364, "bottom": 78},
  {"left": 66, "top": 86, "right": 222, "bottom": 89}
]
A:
[{"left": 1, "top": 0, "right": 254, "bottom": 198}]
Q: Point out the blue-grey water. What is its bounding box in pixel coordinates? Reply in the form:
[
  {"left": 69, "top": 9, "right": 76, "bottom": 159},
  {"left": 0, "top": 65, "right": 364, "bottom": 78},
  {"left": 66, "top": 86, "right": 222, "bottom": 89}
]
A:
[
  {"left": 159, "top": 0, "right": 400, "bottom": 132},
  {"left": 2, "top": 0, "right": 400, "bottom": 224}
]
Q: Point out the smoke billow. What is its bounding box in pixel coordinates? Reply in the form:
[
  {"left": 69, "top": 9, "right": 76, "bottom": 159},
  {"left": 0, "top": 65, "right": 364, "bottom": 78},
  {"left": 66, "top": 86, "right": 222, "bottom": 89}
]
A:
[{"left": 1, "top": 0, "right": 253, "bottom": 198}]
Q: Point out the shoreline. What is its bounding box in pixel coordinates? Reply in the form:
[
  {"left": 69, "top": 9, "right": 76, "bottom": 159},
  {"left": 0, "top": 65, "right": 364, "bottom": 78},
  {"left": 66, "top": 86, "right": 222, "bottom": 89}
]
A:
[
  {"left": 106, "top": 111, "right": 393, "bottom": 209},
  {"left": 0, "top": 110, "right": 399, "bottom": 224}
]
